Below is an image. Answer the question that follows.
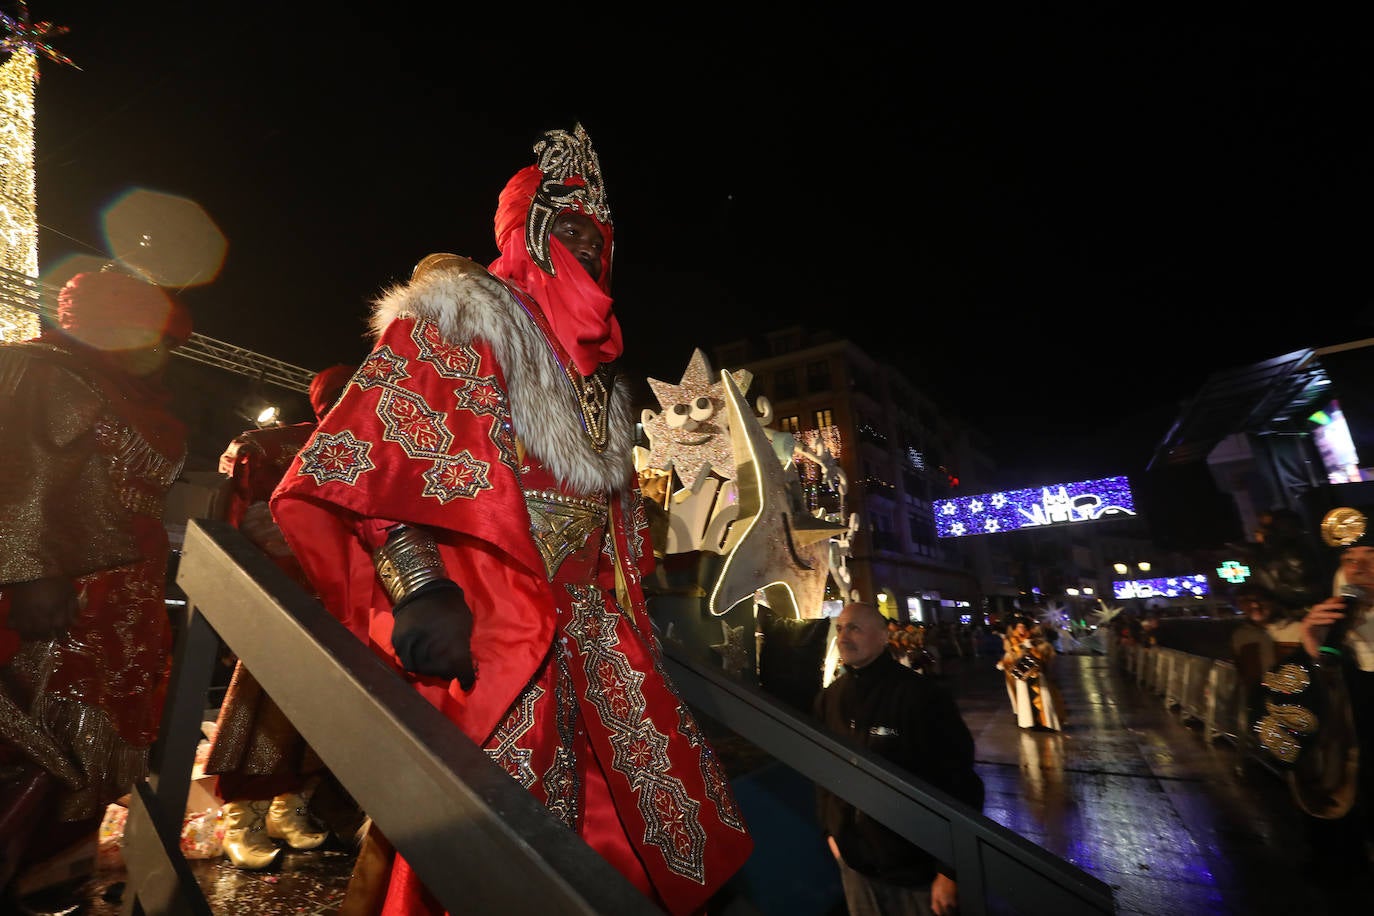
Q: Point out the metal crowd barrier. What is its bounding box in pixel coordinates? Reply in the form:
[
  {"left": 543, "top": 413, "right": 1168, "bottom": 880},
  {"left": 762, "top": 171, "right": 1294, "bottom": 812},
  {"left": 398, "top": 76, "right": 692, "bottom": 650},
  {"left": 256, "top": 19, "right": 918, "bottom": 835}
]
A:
[
  {"left": 123, "top": 520, "right": 1115, "bottom": 916},
  {"left": 1203, "top": 660, "right": 1243, "bottom": 743},
  {"left": 1119, "top": 647, "right": 1255, "bottom": 752},
  {"left": 1177, "top": 655, "right": 1213, "bottom": 726},
  {"left": 1147, "top": 647, "right": 1170, "bottom": 695},
  {"left": 1161, "top": 648, "right": 1184, "bottom": 707}
]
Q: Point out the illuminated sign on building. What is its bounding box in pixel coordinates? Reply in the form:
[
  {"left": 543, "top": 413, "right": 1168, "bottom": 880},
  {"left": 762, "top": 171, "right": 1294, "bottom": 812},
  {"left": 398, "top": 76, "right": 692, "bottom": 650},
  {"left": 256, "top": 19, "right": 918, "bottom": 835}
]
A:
[
  {"left": 1113, "top": 575, "right": 1210, "bottom": 600},
  {"left": 1216, "top": 560, "right": 1251, "bottom": 584},
  {"left": 933, "top": 476, "right": 1136, "bottom": 538}
]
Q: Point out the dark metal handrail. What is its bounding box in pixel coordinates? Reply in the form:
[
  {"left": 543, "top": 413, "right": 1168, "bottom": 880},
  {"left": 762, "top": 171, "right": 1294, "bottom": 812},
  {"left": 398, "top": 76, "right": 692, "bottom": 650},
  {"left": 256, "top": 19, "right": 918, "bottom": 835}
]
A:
[
  {"left": 125, "top": 517, "right": 1113, "bottom": 915},
  {"left": 663, "top": 648, "right": 1115, "bottom": 916},
  {"left": 122, "top": 519, "right": 662, "bottom": 915}
]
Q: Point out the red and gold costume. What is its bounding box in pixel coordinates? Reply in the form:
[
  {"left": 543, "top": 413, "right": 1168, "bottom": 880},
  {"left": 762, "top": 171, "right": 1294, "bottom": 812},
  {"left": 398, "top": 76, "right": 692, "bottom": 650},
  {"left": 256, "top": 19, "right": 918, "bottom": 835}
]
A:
[
  {"left": 206, "top": 420, "right": 324, "bottom": 800},
  {"left": 203, "top": 364, "right": 356, "bottom": 869},
  {"left": 272, "top": 126, "right": 751, "bottom": 915},
  {"left": 0, "top": 271, "right": 190, "bottom": 826}
]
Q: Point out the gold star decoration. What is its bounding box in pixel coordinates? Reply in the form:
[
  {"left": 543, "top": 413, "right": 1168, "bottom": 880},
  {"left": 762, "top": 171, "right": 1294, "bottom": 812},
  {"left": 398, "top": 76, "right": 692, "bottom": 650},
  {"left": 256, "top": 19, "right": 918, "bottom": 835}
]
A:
[
  {"left": 709, "top": 618, "right": 752, "bottom": 679},
  {"left": 708, "top": 370, "right": 847, "bottom": 620}
]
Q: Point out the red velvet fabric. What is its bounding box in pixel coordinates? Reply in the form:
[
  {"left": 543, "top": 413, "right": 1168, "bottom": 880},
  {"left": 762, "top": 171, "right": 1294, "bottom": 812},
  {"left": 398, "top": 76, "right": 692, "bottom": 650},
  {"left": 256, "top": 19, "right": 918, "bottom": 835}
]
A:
[{"left": 309, "top": 363, "right": 355, "bottom": 419}]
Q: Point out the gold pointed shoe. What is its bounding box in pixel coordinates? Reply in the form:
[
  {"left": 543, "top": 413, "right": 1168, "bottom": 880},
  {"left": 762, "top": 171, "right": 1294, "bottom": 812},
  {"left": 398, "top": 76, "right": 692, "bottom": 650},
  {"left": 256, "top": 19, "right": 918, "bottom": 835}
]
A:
[
  {"left": 267, "top": 792, "right": 329, "bottom": 851},
  {"left": 222, "top": 800, "right": 282, "bottom": 870}
]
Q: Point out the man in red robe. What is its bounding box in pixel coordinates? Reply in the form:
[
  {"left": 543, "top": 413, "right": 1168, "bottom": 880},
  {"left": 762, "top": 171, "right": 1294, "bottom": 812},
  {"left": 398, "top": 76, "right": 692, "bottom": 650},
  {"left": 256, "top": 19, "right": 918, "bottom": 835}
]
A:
[
  {"left": 272, "top": 124, "right": 753, "bottom": 915},
  {"left": 205, "top": 363, "right": 354, "bottom": 870},
  {"left": 0, "top": 269, "right": 192, "bottom": 900}
]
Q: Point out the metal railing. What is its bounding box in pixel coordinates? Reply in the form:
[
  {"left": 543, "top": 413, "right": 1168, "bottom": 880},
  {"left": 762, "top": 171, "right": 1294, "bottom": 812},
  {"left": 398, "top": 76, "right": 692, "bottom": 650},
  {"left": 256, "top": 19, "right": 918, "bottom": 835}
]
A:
[
  {"left": 123, "top": 519, "right": 1115, "bottom": 915},
  {"left": 0, "top": 266, "right": 314, "bottom": 393}
]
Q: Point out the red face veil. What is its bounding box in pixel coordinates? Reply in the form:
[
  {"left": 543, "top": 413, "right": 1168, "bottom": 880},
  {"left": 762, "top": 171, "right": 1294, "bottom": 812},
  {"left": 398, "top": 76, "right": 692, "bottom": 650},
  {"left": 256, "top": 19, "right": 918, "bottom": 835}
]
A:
[{"left": 488, "top": 125, "right": 622, "bottom": 377}]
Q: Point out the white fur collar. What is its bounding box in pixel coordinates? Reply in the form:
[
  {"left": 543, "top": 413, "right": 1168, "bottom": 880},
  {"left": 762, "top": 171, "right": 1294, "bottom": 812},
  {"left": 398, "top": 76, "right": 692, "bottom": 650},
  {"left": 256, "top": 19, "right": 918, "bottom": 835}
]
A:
[{"left": 369, "top": 257, "right": 634, "bottom": 496}]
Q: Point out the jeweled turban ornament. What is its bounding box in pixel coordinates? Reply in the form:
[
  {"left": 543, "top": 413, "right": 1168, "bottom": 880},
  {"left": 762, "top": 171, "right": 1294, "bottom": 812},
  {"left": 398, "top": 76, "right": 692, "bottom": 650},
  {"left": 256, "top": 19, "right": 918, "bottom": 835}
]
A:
[{"left": 524, "top": 122, "right": 611, "bottom": 275}]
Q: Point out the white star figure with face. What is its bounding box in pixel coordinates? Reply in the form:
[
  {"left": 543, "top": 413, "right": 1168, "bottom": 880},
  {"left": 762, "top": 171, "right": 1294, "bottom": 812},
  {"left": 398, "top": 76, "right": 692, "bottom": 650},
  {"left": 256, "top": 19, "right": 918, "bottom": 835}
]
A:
[{"left": 641, "top": 348, "right": 751, "bottom": 490}]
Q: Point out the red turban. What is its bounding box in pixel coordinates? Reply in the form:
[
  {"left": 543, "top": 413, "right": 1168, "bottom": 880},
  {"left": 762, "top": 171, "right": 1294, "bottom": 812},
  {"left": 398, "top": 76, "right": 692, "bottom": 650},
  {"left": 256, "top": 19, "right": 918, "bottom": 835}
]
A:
[
  {"left": 57, "top": 271, "right": 192, "bottom": 352},
  {"left": 488, "top": 166, "right": 621, "bottom": 375},
  {"left": 309, "top": 363, "right": 355, "bottom": 420}
]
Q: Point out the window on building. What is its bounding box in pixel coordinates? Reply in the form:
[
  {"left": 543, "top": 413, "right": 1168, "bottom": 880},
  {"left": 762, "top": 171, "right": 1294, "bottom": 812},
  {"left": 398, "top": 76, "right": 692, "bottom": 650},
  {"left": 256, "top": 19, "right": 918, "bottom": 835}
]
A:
[
  {"left": 779, "top": 415, "right": 801, "bottom": 434},
  {"left": 806, "top": 360, "right": 831, "bottom": 392},
  {"left": 908, "top": 506, "right": 936, "bottom": 558},
  {"left": 870, "top": 510, "right": 899, "bottom": 552},
  {"left": 768, "top": 329, "right": 802, "bottom": 355},
  {"left": 813, "top": 408, "right": 832, "bottom": 428},
  {"left": 774, "top": 367, "right": 798, "bottom": 399}
]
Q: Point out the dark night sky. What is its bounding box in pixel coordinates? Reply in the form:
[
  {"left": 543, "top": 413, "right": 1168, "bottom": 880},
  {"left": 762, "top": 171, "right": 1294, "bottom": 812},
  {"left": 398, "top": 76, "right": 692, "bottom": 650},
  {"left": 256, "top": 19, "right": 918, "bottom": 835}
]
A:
[{"left": 22, "top": 5, "right": 1374, "bottom": 493}]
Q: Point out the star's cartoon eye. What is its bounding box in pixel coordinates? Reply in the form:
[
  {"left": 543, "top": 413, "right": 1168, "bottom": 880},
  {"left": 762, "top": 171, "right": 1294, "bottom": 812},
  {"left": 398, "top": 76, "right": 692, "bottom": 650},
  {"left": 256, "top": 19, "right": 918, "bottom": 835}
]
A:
[
  {"left": 688, "top": 397, "right": 715, "bottom": 423},
  {"left": 666, "top": 403, "right": 699, "bottom": 430}
]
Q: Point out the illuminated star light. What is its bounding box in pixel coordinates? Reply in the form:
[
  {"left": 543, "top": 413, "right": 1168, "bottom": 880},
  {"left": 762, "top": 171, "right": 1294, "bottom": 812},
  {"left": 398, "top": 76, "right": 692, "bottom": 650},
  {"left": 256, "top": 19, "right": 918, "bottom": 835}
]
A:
[
  {"left": 0, "top": 2, "right": 78, "bottom": 75},
  {"left": 707, "top": 371, "right": 846, "bottom": 620},
  {"left": 969, "top": 498, "right": 984, "bottom": 514}
]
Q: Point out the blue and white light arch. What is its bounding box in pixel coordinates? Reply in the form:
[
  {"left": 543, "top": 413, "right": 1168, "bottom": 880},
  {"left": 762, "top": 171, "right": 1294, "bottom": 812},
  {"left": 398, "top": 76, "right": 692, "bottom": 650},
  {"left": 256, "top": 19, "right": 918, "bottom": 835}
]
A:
[{"left": 933, "top": 475, "right": 1136, "bottom": 539}]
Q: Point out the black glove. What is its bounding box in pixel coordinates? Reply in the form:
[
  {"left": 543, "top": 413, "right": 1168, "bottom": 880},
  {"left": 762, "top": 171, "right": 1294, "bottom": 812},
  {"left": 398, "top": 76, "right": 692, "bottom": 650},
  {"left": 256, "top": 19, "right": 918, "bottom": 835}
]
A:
[{"left": 389, "top": 580, "right": 476, "bottom": 690}]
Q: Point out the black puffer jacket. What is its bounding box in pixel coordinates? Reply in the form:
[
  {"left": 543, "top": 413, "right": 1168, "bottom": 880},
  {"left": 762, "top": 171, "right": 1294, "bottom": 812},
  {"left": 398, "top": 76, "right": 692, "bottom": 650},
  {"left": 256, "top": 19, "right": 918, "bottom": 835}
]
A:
[{"left": 814, "top": 651, "right": 985, "bottom": 885}]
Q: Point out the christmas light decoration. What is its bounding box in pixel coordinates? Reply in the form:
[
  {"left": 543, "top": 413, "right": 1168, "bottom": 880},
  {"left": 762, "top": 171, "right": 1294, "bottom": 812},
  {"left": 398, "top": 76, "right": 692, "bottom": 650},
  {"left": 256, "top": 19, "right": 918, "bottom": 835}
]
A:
[
  {"left": 933, "top": 475, "right": 1137, "bottom": 538},
  {"left": 0, "top": 2, "right": 75, "bottom": 342}
]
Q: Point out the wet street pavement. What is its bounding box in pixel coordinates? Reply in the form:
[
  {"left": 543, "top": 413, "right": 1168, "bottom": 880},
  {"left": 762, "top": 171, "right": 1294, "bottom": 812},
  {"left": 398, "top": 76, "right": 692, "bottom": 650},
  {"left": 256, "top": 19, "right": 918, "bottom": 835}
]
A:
[
  {"left": 954, "top": 647, "right": 1374, "bottom": 916},
  {"left": 21, "top": 644, "right": 1374, "bottom": 915}
]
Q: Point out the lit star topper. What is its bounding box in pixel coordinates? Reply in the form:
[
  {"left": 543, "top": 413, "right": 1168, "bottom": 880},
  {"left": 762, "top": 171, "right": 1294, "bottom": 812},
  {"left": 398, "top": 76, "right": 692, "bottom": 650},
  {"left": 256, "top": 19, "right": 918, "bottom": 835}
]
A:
[{"left": 0, "top": 2, "right": 77, "bottom": 75}]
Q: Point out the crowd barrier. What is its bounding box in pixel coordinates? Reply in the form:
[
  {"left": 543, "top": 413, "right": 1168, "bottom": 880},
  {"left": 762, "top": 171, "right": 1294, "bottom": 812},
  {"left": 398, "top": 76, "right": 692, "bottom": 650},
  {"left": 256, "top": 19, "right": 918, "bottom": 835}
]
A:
[{"left": 1119, "top": 645, "right": 1247, "bottom": 746}]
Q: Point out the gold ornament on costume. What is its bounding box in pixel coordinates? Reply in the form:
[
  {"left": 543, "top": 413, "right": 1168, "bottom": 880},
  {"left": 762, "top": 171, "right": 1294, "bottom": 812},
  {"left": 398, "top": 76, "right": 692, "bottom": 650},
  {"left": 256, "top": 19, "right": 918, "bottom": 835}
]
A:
[
  {"left": 1260, "top": 662, "right": 1312, "bottom": 695},
  {"left": 567, "top": 363, "right": 613, "bottom": 453},
  {"left": 524, "top": 489, "right": 609, "bottom": 581},
  {"left": 410, "top": 252, "right": 489, "bottom": 283},
  {"left": 373, "top": 525, "right": 449, "bottom": 605},
  {"left": 526, "top": 123, "right": 610, "bottom": 275},
  {"left": 1321, "top": 506, "right": 1367, "bottom": 547},
  {"left": 1254, "top": 716, "right": 1303, "bottom": 765}
]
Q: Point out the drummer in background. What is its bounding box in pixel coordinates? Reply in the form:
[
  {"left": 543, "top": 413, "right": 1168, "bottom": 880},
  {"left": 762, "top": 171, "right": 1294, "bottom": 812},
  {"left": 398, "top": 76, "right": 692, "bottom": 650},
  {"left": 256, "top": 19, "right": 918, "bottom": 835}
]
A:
[{"left": 996, "top": 615, "right": 1066, "bottom": 731}]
